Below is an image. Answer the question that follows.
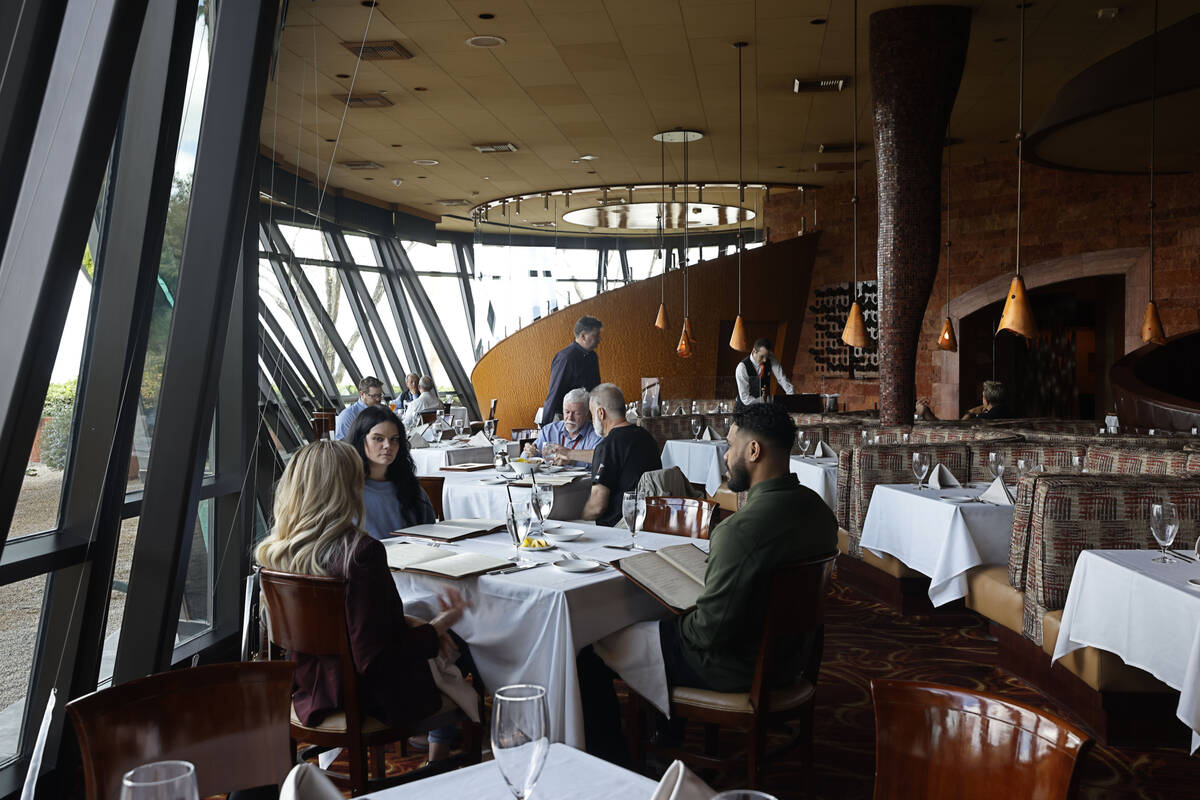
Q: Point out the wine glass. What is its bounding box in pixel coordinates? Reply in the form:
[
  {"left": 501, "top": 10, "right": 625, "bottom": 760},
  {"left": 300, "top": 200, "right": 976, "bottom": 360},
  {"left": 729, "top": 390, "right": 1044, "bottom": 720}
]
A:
[
  {"left": 987, "top": 452, "right": 1002, "bottom": 480},
  {"left": 1017, "top": 458, "right": 1031, "bottom": 480},
  {"left": 506, "top": 501, "right": 532, "bottom": 554},
  {"left": 712, "top": 792, "right": 779, "bottom": 800},
  {"left": 485, "top": 418, "right": 497, "bottom": 441},
  {"left": 690, "top": 418, "right": 703, "bottom": 440},
  {"left": 1071, "top": 455, "right": 1083, "bottom": 472},
  {"left": 912, "top": 452, "right": 930, "bottom": 490},
  {"left": 120, "top": 761, "right": 199, "bottom": 800},
  {"left": 531, "top": 484, "right": 554, "bottom": 535},
  {"left": 902, "top": 432, "right": 911, "bottom": 445},
  {"left": 1150, "top": 501, "right": 1179, "bottom": 563},
  {"left": 799, "top": 431, "right": 811, "bottom": 456},
  {"left": 453, "top": 417, "right": 465, "bottom": 438},
  {"left": 492, "top": 684, "right": 550, "bottom": 800},
  {"left": 622, "top": 491, "right": 644, "bottom": 547}
]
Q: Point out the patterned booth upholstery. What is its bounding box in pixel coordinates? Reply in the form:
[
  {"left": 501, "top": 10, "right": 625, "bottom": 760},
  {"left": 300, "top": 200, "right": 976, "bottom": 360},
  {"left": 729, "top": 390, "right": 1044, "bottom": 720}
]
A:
[{"left": 1083, "top": 445, "right": 1197, "bottom": 476}]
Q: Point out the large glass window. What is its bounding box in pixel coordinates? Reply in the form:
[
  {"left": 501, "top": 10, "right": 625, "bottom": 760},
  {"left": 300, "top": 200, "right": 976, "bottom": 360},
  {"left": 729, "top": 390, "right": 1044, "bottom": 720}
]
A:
[{"left": 0, "top": 575, "right": 47, "bottom": 764}]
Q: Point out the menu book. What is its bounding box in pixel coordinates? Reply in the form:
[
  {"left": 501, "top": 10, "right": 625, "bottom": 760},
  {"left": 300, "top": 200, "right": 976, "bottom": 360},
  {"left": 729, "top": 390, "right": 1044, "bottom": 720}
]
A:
[
  {"left": 383, "top": 542, "right": 509, "bottom": 579},
  {"left": 392, "top": 519, "right": 505, "bottom": 541},
  {"left": 440, "top": 462, "right": 493, "bottom": 472},
  {"left": 614, "top": 543, "right": 708, "bottom": 614}
]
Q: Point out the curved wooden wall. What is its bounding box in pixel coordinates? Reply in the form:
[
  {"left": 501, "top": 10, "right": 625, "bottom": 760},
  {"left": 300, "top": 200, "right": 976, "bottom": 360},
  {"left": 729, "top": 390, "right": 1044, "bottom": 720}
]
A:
[{"left": 471, "top": 235, "right": 819, "bottom": 434}]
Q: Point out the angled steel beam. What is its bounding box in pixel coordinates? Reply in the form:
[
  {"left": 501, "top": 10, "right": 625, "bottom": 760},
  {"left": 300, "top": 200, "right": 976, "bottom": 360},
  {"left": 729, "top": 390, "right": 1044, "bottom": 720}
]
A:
[
  {"left": 618, "top": 246, "right": 631, "bottom": 283},
  {"left": 372, "top": 235, "right": 430, "bottom": 377},
  {"left": 324, "top": 227, "right": 391, "bottom": 392},
  {"left": 452, "top": 242, "right": 476, "bottom": 343},
  {"left": 258, "top": 299, "right": 325, "bottom": 404},
  {"left": 260, "top": 330, "right": 315, "bottom": 440},
  {"left": 341, "top": 267, "right": 407, "bottom": 391}
]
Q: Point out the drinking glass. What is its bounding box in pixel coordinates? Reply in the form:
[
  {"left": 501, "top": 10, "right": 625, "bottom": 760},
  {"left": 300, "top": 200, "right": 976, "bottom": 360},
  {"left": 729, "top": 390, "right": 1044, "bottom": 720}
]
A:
[
  {"left": 799, "top": 432, "right": 811, "bottom": 456},
  {"left": 506, "top": 502, "right": 532, "bottom": 553},
  {"left": 691, "top": 400, "right": 699, "bottom": 414},
  {"left": 1017, "top": 458, "right": 1031, "bottom": 479},
  {"left": 531, "top": 484, "right": 554, "bottom": 535},
  {"left": 912, "top": 452, "right": 930, "bottom": 489},
  {"left": 492, "top": 685, "right": 550, "bottom": 800},
  {"left": 722, "top": 415, "right": 731, "bottom": 434},
  {"left": 622, "top": 491, "right": 644, "bottom": 547},
  {"left": 485, "top": 418, "right": 497, "bottom": 441},
  {"left": 1072, "top": 455, "right": 1083, "bottom": 472},
  {"left": 1150, "top": 501, "right": 1179, "bottom": 564},
  {"left": 712, "top": 792, "right": 779, "bottom": 800},
  {"left": 690, "top": 418, "right": 703, "bottom": 439},
  {"left": 987, "top": 452, "right": 1002, "bottom": 480},
  {"left": 902, "top": 432, "right": 911, "bottom": 445},
  {"left": 120, "top": 761, "right": 199, "bottom": 800},
  {"left": 861, "top": 430, "right": 869, "bottom": 446},
  {"left": 453, "top": 418, "right": 465, "bottom": 438}
]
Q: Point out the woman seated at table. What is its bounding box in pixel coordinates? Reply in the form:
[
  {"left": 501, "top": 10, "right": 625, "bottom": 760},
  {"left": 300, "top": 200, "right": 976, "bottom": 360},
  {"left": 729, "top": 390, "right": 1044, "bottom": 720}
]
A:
[
  {"left": 256, "top": 439, "right": 473, "bottom": 761},
  {"left": 347, "top": 405, "right": 436, "bottom": 538}
]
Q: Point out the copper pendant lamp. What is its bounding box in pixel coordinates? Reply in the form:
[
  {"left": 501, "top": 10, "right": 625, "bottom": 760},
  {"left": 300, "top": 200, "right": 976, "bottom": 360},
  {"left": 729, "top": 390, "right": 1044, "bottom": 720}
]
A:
[
  {"left": 654, "top": 136, "right": 670, "bottom": 330},
  {"left": 938, "top": 138, "right": 958, "bottom": 352},
  {"left": 997, "top": 1, "right": 1036, "bottom": 339},
  {"left": 729, "top": 41, "right": 751, "bottom": 352},
  {"left": 841, "top": 0, "right": 869, "bottom": 349},
  {"left": 1142, "top": 1, "right": 1166, "bottom": 345}
]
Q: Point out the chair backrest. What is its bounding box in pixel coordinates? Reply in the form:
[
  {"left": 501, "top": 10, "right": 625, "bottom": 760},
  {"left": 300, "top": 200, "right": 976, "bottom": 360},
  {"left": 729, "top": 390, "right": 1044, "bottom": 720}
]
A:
[
  {"left": 419, "top": 475, "right": 445, "bottom": 521},
  {"left": 66, "top": 661, "right": 294, "bottom": 800},
  {"left": 642, "top": 497, "right": 718, "bottom": 539},
  {"left": 420, "top": 409, "right": 440, "bottom": 424},
  {"left": 870, "top": 679, "right": 1092, "bottom": 800},
  {"left": 636, "top": 466, "right": 703, "bottom": 500},
  {"left": 748, "top": 552, "right": 837, "bottom": 710}
]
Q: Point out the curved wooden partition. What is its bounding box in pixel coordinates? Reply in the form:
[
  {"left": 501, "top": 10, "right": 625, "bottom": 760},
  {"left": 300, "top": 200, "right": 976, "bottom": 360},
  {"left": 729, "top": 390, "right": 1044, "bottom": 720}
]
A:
[
  {"left": 1111, "top": 329, "right": 1200, "bottom": 432},
  {"left": 471, "top": 235, "right": 819, "bottom": 434}
]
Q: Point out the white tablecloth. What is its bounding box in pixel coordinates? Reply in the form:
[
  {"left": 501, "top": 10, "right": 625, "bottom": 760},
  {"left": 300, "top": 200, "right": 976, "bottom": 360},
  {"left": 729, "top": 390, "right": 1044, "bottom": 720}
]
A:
[
  {"left": 859, "top": 484, "right": 1015, "bottom": 606},
  {"left": 660, "top": 439, "right": 729, "bottom": 496},
  {"left": 440, "top": 468, "right": 592, "bottom": 521},
  {"left": 1051, "top": 549, "right": 1200, "bottom": 753},
  {"left": 789, "top": 456, "right": 839, "bottom": 511},
  {"left": 361, "top": 743, "right": 658, "bottom": 799},
  {"left": 411, "top": 444, "right": 498, "bottom": 476},
  {"left": 392, "top": 524, "right": 705, "bottom": 747}
]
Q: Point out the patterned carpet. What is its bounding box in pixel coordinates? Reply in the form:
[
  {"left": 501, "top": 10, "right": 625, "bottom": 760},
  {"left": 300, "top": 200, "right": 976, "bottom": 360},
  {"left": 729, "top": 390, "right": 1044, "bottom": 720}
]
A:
[{"left": 301, "top": 578, "right": 1199, "bottom": 798}]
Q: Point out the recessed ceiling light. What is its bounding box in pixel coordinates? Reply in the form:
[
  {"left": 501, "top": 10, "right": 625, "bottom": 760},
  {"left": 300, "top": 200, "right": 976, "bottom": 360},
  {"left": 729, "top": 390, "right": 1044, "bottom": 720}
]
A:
[
  {"left": 418, "top": 176, "right": 427, "bottom": 179},
  {"left": 364, "top": 177, "right": 374, "bottom": 180},
  {"left": 466, "top": 35, "right": 507, "bottom": 48},
  {"left": 586, "top": 170, "right": 597, "bottom": 174},
  {"left": 325, "top": 138, "right": 336, "bottom": 143},
  {"left": 810, "top": 18, "right": 826, "bottom": 25},
  {"left": 571, "top": 159, "right": 581, "bottom": 164},
  {"left": 478, "top": 13, "right": 495, "bottom": 20},
  {"left": 579, "top": 154, "right": 599, "bottom": 161},
  {"left": 482, "top": 176, "right": 490, "bottom": 180},
  {"left": 391, "top": 143, "right": 403, "bottom": 147},
  {"left": 413, "top": 159, "right": 439, "bottom": 166},
  {"left": 335, "top": 73, "right": 350, "bottom": 79},
  {"left": 414, "top": 86, "right": 428, "bottom": 91},
  {"left": 361, "top": 1, "right": 377, "bottom": 7}
]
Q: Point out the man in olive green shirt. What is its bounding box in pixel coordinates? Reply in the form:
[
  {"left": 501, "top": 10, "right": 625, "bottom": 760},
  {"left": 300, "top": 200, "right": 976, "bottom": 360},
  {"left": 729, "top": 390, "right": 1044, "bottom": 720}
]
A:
[{"left": 578, "top": 403, "right": 837, "bottom": 762}]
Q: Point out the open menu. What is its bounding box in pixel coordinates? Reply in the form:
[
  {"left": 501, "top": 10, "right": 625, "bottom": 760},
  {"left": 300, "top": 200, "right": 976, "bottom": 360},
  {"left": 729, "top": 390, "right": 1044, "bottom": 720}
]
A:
[
  {"left": 439, "top": 462, "right": 493, "bottom": 472},
  {"left": 392, "top": 519, "right": 505, "bottom": 541},
  {"left": 614, "top": 543, "right": 709, "bottom": 614},
  {"left": 383, "top": 542, "right": 510, "bottom": 579}
]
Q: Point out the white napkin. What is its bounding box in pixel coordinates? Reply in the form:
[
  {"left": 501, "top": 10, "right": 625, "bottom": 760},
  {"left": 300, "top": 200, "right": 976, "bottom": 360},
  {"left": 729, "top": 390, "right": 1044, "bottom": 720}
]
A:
[
  {"left": 468, "top": 431, "right": 492, "bottom": 447},
  {"left": 281, "top": 763, "right": 344, "bottom": 800},
  {"left": 979, "top": 475, "right": 1015, "bottom": 505},
  {"left": 408, "top": 427, "right": 429, "bottom": 448},
  {"left": 814, "top": 441, "right": 836, "bottom": 458},
  {"left": 927, "top": 463, "right": 960, "bottom": 488},
  {"left": 700, "top": 426, "right": 716, "bottom": 440},
  {"left": 650, "top": 760, "right": 717, "bottom": 800}
]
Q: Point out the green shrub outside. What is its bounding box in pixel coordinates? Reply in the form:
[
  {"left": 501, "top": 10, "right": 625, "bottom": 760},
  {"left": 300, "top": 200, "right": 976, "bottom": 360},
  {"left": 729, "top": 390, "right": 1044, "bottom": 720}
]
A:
[{"left": 39, "top": 379, "right": 76, "bottom": 471}]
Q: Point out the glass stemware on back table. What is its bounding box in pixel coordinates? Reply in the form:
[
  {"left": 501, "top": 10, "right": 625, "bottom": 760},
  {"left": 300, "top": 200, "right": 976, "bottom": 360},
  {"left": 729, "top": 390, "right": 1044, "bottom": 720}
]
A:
[
  {"left": 911, "top": 452, "right": 930, "bottom": 489},
  {"left": 492, "top": 684, "right": 550, "bottom": 800},
  {"left": 690, "top": 417, "right": 702, "bottom": 439},
  {"left": 1150, "top": 501, "right": 1180, "bottom": 564}
]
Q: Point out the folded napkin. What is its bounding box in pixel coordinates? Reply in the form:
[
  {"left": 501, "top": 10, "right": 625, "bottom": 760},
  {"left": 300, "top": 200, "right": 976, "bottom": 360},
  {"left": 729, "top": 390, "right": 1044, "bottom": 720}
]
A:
[
  {"left": 650, "top": 760, "right": 717, "bottom": 800},
  {"left": 468, "top": 431, "right": 492, "bottom": 447},
  {"left": 281, "top": 763, "right": 344, "bottom": 800},
  {"left": 979, "top": 475, "right": 1015, "bottom": 505},
  {"left": 700, "top": 426, "right": 716, "bottom": 440},
  {"left": 927, "top": 463, "right": 960, "bottom": 489},
  {"left": 407, "top": 427, "right": 429, "bottom": 448},
  {"left": 814, "top": 441, "right": 836, "bottom": 458}
]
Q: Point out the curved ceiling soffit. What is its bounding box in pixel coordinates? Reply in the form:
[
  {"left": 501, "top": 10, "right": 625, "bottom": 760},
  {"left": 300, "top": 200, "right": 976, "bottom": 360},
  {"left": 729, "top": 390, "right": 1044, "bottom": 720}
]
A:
[{"left": 1025, "top": 12, "right": 1200, "bottom": 175}]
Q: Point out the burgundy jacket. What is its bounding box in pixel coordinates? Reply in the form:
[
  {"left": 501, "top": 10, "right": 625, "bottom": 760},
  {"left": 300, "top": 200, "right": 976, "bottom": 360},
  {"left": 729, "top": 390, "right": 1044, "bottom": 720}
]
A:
[{"left": 291, "top": 535, "right": 442, "bottom": 728}]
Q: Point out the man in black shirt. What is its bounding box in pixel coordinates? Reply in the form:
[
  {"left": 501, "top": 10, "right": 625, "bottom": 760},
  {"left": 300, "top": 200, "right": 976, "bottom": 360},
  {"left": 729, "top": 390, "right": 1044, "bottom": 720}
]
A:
[
  {"left": 582, "top": 383, "right": 661, "bottom": 526},
  {"left": 541, "top": 316, "right": 603, "bottom": 423}
]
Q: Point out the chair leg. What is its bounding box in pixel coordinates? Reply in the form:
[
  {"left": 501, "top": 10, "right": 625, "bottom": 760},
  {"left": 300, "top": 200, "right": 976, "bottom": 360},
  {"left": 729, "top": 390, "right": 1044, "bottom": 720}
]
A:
[
  {"left": 348, "top": 743, "right": 367, "bottom": 797},
  {"left": 747, "top": 720, "right": 767, "bottom": 790},
  {"left": 371, "top": 744, "right": 386, "bottom": 780},
  {"left": 703, "top": 723, "right": 720, "bottom": 758},
  {"left": 627, "top": 693, "right": 646, "bottom": 774}
]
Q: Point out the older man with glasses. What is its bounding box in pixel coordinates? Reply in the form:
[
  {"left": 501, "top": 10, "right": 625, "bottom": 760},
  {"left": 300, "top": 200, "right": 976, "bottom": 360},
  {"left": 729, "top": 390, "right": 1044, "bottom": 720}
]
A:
[
  {"left": 524, "top": 387, "right": 602, "bottom": 466},
  {"left": 334, "top": 376, "right": 384, "bottom": 440}
]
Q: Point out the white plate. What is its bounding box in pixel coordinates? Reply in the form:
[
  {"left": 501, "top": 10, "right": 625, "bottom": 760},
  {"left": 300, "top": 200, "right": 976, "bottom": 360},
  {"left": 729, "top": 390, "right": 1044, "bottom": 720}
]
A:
[
  {"left": 519, "top": 542, "right": 555, "bottom": 552},
  {"left": 1187, "top": 577, "right": 1200, "bottom": 589},
  {"left": 541, "top": 521, "right": 563, "bottom": 530},
  {"left": 553, "top": 558, "right": 603, "bottom": 573},
  {"left": 545, "top": 528, "right": 584, "bottom": 542},
  {"left": 940, "top": 496, "right": 973, "bottom": 504}
]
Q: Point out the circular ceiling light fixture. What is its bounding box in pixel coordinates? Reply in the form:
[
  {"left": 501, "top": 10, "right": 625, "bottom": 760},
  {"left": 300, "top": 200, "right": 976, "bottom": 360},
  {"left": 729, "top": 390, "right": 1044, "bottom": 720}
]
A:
[
  {"left": 579, "top": 154, "right": 599, "bottom": 160},
  {"left": 466, "top": 35, "right": 507, "bottom": 48},
  {"left": 412, "top": 159, "right": 439, "bottom": 166},
  {"left": 562, "top": 201, "right": 753, "bottom": 230},
  {"left": 652, "top": 130, "right": 704, "bottom": 143}
]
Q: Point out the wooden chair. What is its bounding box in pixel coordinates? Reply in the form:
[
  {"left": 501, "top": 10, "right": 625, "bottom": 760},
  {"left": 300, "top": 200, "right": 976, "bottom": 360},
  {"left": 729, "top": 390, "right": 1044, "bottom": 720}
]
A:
[
  {"left": 259, "top": 569, "right": 480, "bottom": 796},
  {"left": 641, "top": 497, "right": 719, "bottom": 539},
  {"left": 418, "top": 475, "right": 445, "bottom": 521},
  {"left": 419, "top": 410, "right": 440, "bottom": 425},
  {"left": 65, "top": 661, "right": 294, "bottom": 800},
  {"left": 630, "top": 551, "right": 838, "bottom": 790},
  {"left": 870, "top": 680, "right": 1093, "bottom": 800}
]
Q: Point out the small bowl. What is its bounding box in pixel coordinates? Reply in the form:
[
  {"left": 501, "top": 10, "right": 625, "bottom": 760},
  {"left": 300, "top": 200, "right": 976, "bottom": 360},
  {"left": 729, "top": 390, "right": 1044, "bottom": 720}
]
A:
[
  {"left": 544, "top": 528, "right": 584, "bottom": 542},
  {"left": 510, "top": 458, "right": 543, "bottom": 476}
]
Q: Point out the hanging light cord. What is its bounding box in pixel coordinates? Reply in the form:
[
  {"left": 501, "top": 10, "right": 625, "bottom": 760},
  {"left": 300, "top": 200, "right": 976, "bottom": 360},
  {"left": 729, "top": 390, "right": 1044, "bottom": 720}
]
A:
[
  {"left": 946, "top": 134, "right": 952, "bottom": 306},
  {"left": 1149, "top": 0, "right": 1158, "bottom": 300},
  {"left": 736, "top": 41, "right": 745, "bottom": 316},
  {"left": 850, "top": 0, "right": 859, "bottom": 303},
  {"left": 660, "top": 136, "right": 667, "bottom": 302},
  {"left": 1015, "top": 0, "right": 1025, "bottom": 277},
  {"left": 683, "top": 135, "right": 689, "bottom": 318}
]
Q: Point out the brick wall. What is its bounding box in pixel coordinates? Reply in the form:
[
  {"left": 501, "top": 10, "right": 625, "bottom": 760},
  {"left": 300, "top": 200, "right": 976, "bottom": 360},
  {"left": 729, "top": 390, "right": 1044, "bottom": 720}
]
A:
[{"left": 766, "top": 158, "right": 1200, "bottom": 418}]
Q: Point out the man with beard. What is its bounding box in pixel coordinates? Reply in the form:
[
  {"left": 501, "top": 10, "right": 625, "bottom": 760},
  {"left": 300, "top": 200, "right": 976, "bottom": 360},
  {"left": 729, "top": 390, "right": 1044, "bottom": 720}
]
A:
[
  {"left": 576, "top": 402, "right": 836, "bottom": 763},
  {"left": 523, "top": 387, "right": 602, "bottom": 466}
]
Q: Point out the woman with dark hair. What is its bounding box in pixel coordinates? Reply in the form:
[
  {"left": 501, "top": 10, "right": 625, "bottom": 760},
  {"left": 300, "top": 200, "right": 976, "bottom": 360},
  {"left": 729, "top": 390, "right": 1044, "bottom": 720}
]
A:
[{"left": 346, "top": 404, "right": 436, "bottom": 539}]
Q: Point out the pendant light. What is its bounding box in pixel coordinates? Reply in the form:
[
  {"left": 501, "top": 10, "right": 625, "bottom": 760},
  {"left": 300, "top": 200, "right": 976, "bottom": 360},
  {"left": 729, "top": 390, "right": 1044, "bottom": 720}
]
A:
[
  {"left": 677, "top": 132, "right": 694, "bottom": 358},
  {"left": 729, "top": 41, "right": 751, "bottom": 352},
  {"left": 1142, "top": 0, "right": 1166, "bottom": 344},
  {"left": 937, "top": 138, "right": 958, "bottom": 351},
  {"left": 841, "top": 0, "right": 869, "bottom": 348},
  {"left": 654, "top": 135, "right": 670, "bottom": 329},
  {"left": 997, "top": 0, "right": 1037, "bottom": 338}
]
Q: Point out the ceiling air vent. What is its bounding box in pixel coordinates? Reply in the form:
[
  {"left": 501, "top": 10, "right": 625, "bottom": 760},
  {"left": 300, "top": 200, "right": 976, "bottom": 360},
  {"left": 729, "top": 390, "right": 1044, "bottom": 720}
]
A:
[
  {"left": 334, "top": 92, "right": 394, "bottom": 108},
  {"left": 341, "top": 160, "right": 383, "bottom": 170},
  {"left": 818, "top": 142, "right": 864, "bottom": 154},
  {"left": 793, "top": 77, "right": 849, "bottom": 93},
  {"left": 466, "top": 35, "right": 507, "bottom": 48},
  {"left": 341, "top": 40, "right": 414, "bottom": 60},
  {"left": 473, "top": 142, "right": 519, "bottom": 153},
  {"left": 438, "top": 199, "right": 471, "bottom": 207}
]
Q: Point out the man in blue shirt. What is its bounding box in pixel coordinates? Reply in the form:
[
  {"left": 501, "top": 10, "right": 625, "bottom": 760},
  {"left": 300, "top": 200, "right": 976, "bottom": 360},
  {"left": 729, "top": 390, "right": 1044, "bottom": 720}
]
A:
[
  {"left": 525, "top": 387, "right": 602, "bottom": 466},
  {"left": 334, "top": 376, "right": 384, "bottom": 440}
]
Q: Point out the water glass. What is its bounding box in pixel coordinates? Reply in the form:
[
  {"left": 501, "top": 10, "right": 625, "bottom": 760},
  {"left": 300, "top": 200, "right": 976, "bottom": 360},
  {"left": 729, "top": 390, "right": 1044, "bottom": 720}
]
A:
[
  {"left": 485, "top": 418, "right": 498, "bottom": 440},
  {"left": 1017, "top": 458, "right": 1031, "bottom": 479},
  {"left": 1150, "top": 501, "right": 1179, "bottom": 563},
  {"left": 690, "top": 418, "right": 703, "bottom": 439},
  {"left": 506, "top": 502, "right": 532, "bottom": 552},
  {"left": 531, "top": 484, "right": 554, "bottom": 534},
  {"left": 912, "top": 452, "right": 930, "bottom": 489},
  {"left": 713, "top": 792, "right": 779, "bottom": 800},
  {"left": 987, "top": 452, "right": 1002, "bottom": 480},
  {"left": 622, "top": 491, "right": 644, "bottom": 546},
  {"left": 798, "top": 432, "right": 811, "bottom": 456},
  {"left": 492, "top": 685, "right": 550, "bottom": 800},
  {"left": 453, "top": 418, "right": 465, "bottom": 437},
  {"left": 902, "top": 432, "right": 911, "bottom": 445},
  {"left": 1071, "top": 455, "right": 1083, "bottom": 472},
  {"left": 120, "top": 761, "right": 199, "bottom": 800}
]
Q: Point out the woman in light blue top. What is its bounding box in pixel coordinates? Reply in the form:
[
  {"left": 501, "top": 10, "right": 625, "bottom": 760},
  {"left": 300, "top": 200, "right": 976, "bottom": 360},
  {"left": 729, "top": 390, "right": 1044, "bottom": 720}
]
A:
[{"left": 346, "top": 405, "right": 435, "bottom": 539}]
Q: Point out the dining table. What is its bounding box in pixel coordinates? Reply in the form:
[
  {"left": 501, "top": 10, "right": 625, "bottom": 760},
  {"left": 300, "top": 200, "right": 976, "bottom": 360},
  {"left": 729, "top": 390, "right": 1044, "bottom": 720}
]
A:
[
  {"left": 789, "top": 455, "right": 839, "bottom": 512},
  {"left": 660, "top": 438, "right": 729, "bottom": 496},
  {"left": 859, "top": 483, "right": 1016, "bottom": 606},
  {"left": 410, "top": 442, "right": 498, "bottom": 476},
  {"left": 359, "top": 743, "right": 659, "bottom": 799},
  {"left": 1051, "top": 548, "right": 1200, "bottom": 753},
  {"left": 439, "top": 466, "right": 593, "bottom": 521},
  {"left": 390, "top": 523, "right": 707, "bottom": 747}
]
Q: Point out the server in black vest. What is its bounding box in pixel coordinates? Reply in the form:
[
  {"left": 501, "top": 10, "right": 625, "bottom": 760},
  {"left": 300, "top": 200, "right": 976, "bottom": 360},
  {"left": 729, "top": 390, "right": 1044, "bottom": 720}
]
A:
[
  {"left": 734, "top": 338, "right": 795, "bottom": 411},
  {"left": 541, "top": 316, "right": 603, "bottom": 423}
]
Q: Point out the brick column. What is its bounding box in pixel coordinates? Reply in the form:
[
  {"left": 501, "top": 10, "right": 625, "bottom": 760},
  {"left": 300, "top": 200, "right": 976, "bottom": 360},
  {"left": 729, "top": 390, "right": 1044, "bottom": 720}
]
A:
[{"left": 871, "top": 6, "right": 971, "bottom": 425}]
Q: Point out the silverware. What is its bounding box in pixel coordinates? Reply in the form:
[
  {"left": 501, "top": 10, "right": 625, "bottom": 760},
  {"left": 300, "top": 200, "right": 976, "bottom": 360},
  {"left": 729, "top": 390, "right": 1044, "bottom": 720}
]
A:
[
  {"left": 491, "top": 562, "right": 547, "bottom": 576},
  {"left": 602, "top": 543, "right": 634, "bottom": 551},
  {"left": 1171, "top": 549, "right": 1196, "bottom": 563}
]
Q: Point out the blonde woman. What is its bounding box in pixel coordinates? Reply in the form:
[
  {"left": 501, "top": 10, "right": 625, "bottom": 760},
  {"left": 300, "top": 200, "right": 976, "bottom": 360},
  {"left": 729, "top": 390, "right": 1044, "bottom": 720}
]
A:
[{"left": 257, "top": 439, "right": 469, "bottom": 761}]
